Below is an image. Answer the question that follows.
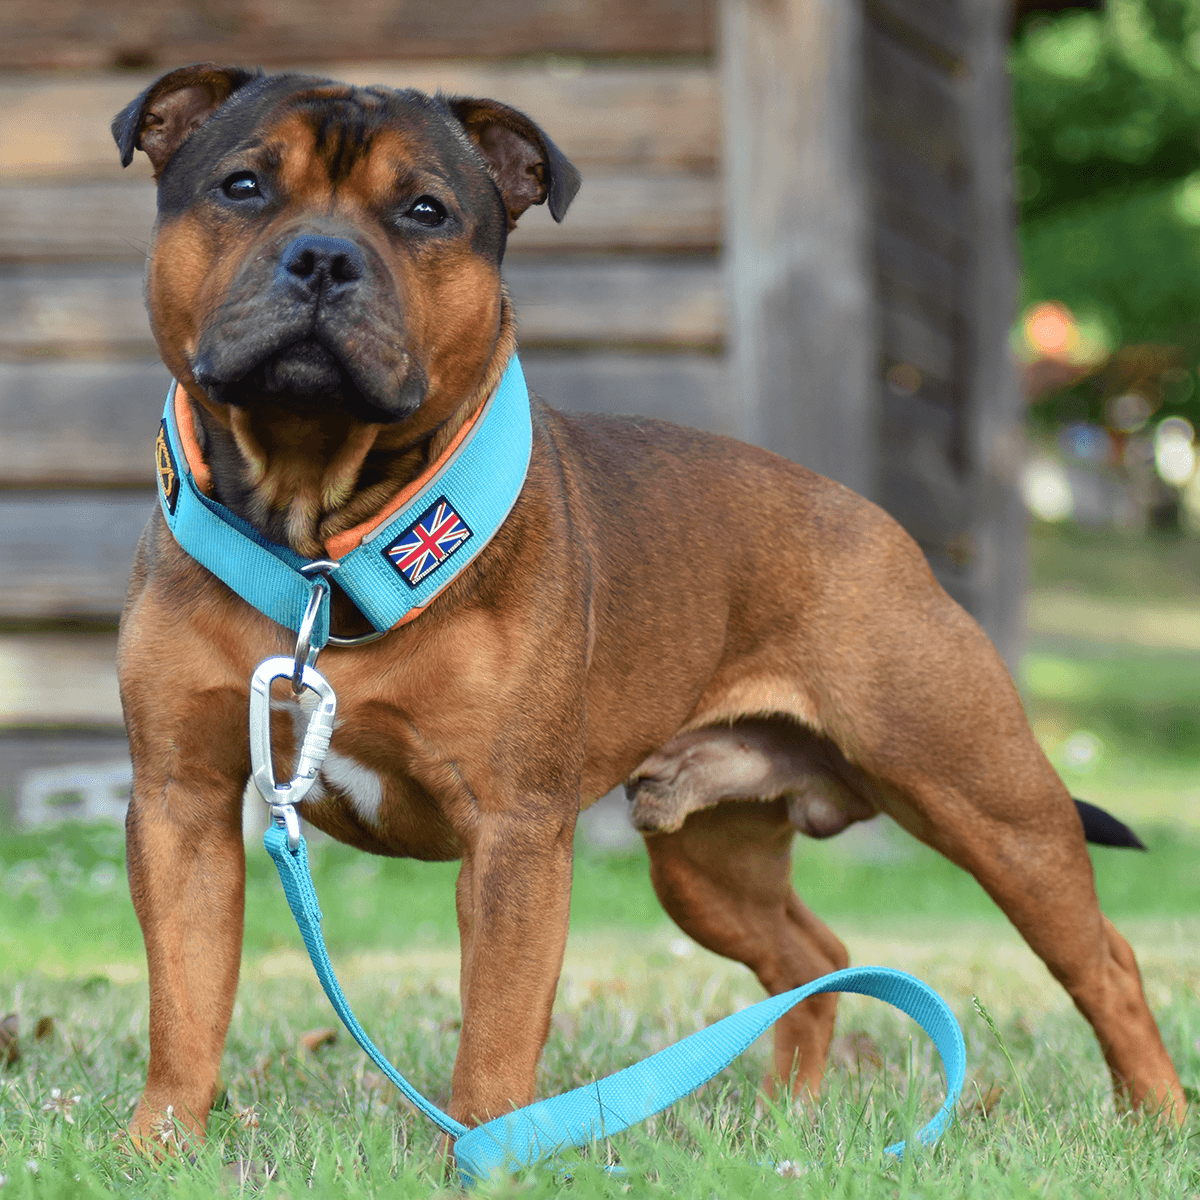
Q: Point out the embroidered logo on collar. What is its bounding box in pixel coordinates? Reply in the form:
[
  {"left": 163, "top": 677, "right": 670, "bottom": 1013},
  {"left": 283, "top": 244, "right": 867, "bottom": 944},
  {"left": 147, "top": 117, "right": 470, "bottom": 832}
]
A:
[
  {"left": 382, "top": 496, "right": 473, "bottom": 587},
  {"left": 155, "top": 419, "right": 180, "bottom": 514}
]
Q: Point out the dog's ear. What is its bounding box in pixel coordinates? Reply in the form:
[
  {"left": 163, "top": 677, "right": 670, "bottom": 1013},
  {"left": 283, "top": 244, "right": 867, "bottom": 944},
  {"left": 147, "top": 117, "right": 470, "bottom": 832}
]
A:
[
  {"left": 445, "top": 97, "right": 582, "bottom": 228},
  {"left": 112, "top": 63, "right": 262, "bottom": 177}
]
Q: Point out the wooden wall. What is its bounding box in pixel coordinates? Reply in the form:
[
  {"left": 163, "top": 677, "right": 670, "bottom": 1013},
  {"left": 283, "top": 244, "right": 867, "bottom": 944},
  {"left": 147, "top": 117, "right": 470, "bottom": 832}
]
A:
[
  {"left": 2, "top": 0, "right": 715, "bottom": 70},
  {"left": 0, "top": 0, "right": 1022, "bottom": 820},
  {"left": 0, "top": 60, "right": 726, "bottom": 620}
]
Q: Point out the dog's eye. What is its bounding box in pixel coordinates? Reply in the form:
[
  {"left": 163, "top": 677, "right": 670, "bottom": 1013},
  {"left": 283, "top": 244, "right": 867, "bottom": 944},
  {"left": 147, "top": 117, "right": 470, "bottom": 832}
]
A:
[
  {"left": 406, "top": 196, "right": 447, "bottom": 227},
  {"left": 222, "top": 172, "right": 262, "bottom": 202}
]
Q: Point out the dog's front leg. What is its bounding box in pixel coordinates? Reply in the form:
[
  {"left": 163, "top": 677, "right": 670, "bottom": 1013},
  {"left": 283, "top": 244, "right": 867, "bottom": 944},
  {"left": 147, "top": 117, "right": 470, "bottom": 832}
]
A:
[
  {"left": 123, "top": 727, "right": 248, "bottom": 1147},
  {"left": 449, "top": 802, "right": 578, "bottom": 1125}
]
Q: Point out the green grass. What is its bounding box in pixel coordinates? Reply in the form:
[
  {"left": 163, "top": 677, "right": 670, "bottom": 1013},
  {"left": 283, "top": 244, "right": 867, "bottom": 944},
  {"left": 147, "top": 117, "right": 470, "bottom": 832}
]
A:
[
  {"left": 2, "top": 895, "right": 1200, "bottom": 1196},
  {"left": 1029, "top": 522, "right": 1200, "bottom": 603},
  {"left": 1022, "top": 524, "right": 1200, "bottom": 822},
  {"left": 1025, "top": 642, "right": 1200, "bottom": 765},
  {"left": 4, "top": 820, "right": 1200, "bottom": 1194},
  {"left": 2, "top": 819, "right": 1198, "bottom": 978}
]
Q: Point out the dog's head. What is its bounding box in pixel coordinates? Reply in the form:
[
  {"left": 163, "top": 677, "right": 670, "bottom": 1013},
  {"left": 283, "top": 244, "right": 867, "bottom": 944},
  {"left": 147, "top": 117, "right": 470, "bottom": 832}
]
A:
[{"left": 114, "top": 64, "right": 579, "bottom": 552}]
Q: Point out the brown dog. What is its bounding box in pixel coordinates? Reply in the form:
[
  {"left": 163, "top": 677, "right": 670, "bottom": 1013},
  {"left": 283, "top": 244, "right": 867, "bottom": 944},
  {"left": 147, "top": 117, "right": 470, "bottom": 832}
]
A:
[{"left": 111, "top": 63, "right": 1184, "bottom": 1145}]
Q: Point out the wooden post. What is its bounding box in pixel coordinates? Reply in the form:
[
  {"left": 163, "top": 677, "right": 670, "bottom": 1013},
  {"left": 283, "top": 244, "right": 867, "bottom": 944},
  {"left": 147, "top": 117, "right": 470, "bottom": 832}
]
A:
[
  {"left": 720, "top": 0, "right": 877, "bottom": 496},
  {"left": 959, "top": 0, "right": 1026, "bottom": 669},
  {"left": 721, "top": 0, "right": 1025, "bottom": 670}
]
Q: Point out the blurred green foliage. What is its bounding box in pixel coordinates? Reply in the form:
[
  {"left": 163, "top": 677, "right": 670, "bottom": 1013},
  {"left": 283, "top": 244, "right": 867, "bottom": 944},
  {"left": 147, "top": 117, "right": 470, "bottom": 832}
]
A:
[
  {"left": 1014, "top": 2, "right": 1200, "bottom": 427},
  {"left": 1013, "top": 2, "right": 1200, "bottom": 220},
  {"left": 1021, "top": 181, "right": 1200, "bottom": 353}
]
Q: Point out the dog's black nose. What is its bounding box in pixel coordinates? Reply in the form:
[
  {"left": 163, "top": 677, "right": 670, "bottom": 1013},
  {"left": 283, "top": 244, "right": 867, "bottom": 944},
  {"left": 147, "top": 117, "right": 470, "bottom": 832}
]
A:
[{"left": 278, "top": 234, "right": 366, "bottom": 300}]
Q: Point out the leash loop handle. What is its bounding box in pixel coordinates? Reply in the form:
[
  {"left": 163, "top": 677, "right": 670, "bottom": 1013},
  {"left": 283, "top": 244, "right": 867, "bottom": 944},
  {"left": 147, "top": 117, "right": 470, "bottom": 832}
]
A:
[
  {"left": 249, "top": 657, "right": 337, "bottom": 832},
  {"left": 263, "top": 821, "right": 967, "bottom": 1188}
]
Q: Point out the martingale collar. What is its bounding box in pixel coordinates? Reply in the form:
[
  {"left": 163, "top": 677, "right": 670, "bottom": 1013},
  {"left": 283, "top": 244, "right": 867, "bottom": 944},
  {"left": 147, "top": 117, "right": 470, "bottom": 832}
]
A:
[{"left": 154, "top": 355, "right": 532, "bottom": 643}]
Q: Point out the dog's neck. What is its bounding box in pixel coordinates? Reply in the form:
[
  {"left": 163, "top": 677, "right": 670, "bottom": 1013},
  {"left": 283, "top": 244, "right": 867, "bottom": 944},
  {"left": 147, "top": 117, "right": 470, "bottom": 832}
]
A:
[{"left": 181, "top": 309, "right": 518, "bottom": 560}]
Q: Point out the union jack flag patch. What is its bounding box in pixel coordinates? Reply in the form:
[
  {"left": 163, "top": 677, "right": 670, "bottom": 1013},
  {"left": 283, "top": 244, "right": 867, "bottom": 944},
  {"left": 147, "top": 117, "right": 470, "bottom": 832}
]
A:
[{"left": 382, "top": 496, "right": 473, "bottom": 587}]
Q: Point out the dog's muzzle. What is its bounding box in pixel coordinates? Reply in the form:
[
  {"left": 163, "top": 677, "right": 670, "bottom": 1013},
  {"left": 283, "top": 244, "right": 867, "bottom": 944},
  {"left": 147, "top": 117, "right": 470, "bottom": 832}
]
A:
[{"left": 191, "top": 233, "right": 427, "bottom": 422}]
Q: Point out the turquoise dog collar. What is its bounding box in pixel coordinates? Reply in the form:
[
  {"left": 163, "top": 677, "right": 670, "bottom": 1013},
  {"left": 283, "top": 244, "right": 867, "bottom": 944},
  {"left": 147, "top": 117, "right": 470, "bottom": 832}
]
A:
[{"left": 154, "top": 356, "right": 533, "bottom": 641}]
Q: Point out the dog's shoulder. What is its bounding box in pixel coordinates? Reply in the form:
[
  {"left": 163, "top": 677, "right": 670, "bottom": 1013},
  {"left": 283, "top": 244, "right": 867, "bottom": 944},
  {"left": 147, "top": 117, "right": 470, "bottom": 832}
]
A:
[
  {"left": 528, "top": 394, "right": 853, "bottom": 513},
  {"left": 530, "top": 394, "right": 785, "bottom": 477}
]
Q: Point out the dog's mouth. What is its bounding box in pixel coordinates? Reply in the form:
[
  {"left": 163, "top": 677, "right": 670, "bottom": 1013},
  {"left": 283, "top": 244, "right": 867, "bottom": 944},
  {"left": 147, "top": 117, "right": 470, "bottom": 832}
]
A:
[
  {"left": 193, "top": 327, "right": 427, "bottom": 426},
  {"left": 227, "top": 336, "right": 385, "bottom": 421},
  {"left": 258, "top": 338, "right": 345, "bottom": 400}
]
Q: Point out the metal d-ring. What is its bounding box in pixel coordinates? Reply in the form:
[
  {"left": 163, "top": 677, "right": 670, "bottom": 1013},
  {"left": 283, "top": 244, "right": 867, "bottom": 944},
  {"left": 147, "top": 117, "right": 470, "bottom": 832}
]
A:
[
  {"left": 292, "top": 573, "right": 332, "bottom": 693},
  {"left": 327, "top": 627, "right": 390, "bottom": 647},
  {"left": 297, "top": 558, "right": 391, "bottom": 649}
]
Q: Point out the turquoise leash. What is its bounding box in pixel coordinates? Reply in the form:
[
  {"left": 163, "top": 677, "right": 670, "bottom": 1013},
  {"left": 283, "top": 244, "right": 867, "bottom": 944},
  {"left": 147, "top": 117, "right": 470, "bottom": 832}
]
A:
[{"left": 264, "top": 821, "right": 966, "bottom": 1186}]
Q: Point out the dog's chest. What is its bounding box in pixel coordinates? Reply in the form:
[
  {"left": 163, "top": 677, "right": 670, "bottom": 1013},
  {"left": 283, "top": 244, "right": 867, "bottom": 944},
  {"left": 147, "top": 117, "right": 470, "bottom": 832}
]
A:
[
  {"left": 274, "top": 692, "right": 383, "bottom": 817},
  {"left": 274, "top": 691, "right": 457, "bottom": 857}
]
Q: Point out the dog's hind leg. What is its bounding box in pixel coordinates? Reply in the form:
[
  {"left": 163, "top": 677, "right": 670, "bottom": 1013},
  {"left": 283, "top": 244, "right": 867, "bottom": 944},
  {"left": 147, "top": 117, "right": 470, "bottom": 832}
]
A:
[
  {"left": 887, "top": 765, "right": 1185, "bottom": 1121},
  {"left": 815, "top": 581, "right": 1187, "bottom": 1122},
  {"left": 643, "top": 798, "right": 848, "bottom": 1098}
]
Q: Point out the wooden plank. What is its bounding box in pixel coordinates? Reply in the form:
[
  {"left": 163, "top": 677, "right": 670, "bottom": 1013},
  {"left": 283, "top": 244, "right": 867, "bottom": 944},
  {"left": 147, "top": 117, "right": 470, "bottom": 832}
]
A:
[
  {"left": 0, "top": 490, "right": 154, "bottom": 619},
  {"left": 874, "top": 225, "right": 960, "bottom": 315},
  {"left": 951, "top": 0, "right": 1027, "bottom": 671},
  {"left": 866, "top": 139, "right": 970, "bottom": 244},
  {"left": 0, "top": 360, "right": 169, "bottom": 485},
  {"left": 0, "top": 257, "right": 722, "bottom": 358},
  {"left": 0, "top": 63, "right": 719, "bottom": 182},
  {"left": 0, "top": 264, "right": 153, "bottom": 355},
  {"left": 865, "top": 0, "right": 969, "bottom": 71},
  {"left": 876, "top": 458, "right": 971, "bottom": 551},
  {"left": 862, "top": 0, "right": 1025, "bottom": 668},
  {"left": 509, "top": 257, "right": 722, "bottom": 348},
  {"left": 0, "top": 632, "right": 122, "bottom": 724},
  {"left": 0, "top": 182, "right": 156, "bottom": 263},
  {"left": 879, "top": 355, "right": 960, "bottom": 418},
  {"left": 876, "top": 299, "right": 957, "bottom": 385},
  {"left": 525, "top": 349, "right": 731, "bottom": 434},
  {"left": 0, "top": 172, "right": 720, "bottom": 263},
  {"left": 0, "top": 349, "right": 729, "bottom": 487},
  {"left": 880, "top": 389, "right": 959, "bottom": 457},
  {"left": 876, "top": 275, "right": 964, "bottom": 346},
  {"left": 0, "top": 0, "right": 716, "bottom": 72}
]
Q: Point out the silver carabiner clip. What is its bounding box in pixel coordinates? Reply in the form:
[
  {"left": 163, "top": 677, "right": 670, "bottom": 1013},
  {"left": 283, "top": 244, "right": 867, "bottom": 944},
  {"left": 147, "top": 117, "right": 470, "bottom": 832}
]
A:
[{"left": 248, "top": 656, "right": 337, "bottom": 850}]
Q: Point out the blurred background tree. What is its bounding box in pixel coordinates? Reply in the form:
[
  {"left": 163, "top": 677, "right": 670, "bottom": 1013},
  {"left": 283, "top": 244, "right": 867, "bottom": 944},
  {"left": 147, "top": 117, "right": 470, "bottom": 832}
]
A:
[{"left": 1015, "top": 0, "right": 1200, "bottom": 444}]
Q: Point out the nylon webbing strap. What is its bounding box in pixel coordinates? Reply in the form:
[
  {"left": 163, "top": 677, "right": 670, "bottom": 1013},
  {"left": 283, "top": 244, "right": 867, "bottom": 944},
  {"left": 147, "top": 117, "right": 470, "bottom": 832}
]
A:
[
  {"left": 263, "top": 825, "right": 468, "bottom": 1139},
  {"left": 264, "top": 824, "right": 966, "bottom": 1187}
]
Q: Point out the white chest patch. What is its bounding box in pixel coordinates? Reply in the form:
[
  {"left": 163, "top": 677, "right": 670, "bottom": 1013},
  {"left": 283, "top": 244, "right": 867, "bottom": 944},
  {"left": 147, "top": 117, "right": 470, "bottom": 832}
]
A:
[
  {"left": 320, "top": 750, "right": 385, "bottom": 826},
  {"left": 271, "top": 696, "right": 385, "bottom": 826}
]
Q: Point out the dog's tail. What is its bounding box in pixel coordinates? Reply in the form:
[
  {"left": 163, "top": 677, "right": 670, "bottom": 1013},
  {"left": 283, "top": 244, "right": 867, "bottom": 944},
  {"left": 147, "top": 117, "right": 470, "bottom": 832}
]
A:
[{"left": 1074, "top": 798, "right": 1147, "bottom": 850}]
